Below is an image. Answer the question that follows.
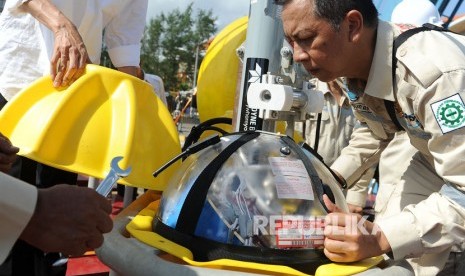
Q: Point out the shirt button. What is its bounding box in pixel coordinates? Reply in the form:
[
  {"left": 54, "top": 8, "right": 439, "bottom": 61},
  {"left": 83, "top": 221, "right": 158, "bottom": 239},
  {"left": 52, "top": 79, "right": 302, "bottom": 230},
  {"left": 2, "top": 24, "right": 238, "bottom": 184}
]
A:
[{"left": 399, "top": 48, "right": 407, "bottom": 57}]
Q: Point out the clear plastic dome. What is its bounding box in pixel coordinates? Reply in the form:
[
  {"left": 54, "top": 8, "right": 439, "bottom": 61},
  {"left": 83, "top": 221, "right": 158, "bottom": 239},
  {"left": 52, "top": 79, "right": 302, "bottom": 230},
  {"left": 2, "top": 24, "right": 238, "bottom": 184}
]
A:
[{"left": 153, "top": 132, "right": 347, "bottom": 274}]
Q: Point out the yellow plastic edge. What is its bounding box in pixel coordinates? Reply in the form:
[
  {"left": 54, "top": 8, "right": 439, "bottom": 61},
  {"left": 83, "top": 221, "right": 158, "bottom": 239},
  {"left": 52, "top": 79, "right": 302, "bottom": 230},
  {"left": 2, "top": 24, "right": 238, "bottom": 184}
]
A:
[{"left": 127, "top": 199, "right": 383, "bottom": 276}]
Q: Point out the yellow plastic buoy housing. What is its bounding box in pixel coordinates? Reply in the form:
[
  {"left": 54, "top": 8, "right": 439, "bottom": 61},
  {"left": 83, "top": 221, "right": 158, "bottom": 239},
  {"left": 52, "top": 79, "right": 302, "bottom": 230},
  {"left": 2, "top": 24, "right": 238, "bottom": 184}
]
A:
[
  {"left": 0, "top": 64, "right": 181, "bottom": 190},
  {"left": 197, "top": 16, "right": 248, "bottom": 133}
]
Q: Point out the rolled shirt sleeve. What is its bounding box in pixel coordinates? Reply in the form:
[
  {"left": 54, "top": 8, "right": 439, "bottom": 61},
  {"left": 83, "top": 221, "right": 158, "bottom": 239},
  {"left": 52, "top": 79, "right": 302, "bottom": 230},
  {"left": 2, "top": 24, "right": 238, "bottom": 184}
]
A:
[
  {"left": 377, "top": 192, "right": 465, "bottom": 260},
  {"left": 0, "top": 173, "right": 38, "bottom": 264},
  {"left": 105, "top": 0, "right": 148, "bottom": 67},
  {"left": 345, "top": 166, "right": 376, "bottom": 207}
]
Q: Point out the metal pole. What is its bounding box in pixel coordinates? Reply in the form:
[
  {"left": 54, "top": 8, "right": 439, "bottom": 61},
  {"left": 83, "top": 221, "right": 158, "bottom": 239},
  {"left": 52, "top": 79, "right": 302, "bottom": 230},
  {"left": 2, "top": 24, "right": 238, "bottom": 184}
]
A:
[
  {"left": 193, "top": 43, "right": 200, "bottom": 88},
  {"left": 233, "top": 0, "right": 284, "bottom": 132}
]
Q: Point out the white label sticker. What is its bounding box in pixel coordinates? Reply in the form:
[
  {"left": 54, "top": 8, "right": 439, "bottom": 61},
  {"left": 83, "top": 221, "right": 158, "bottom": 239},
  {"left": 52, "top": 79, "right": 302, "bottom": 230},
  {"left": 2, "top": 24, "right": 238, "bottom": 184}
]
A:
[
  {"left": 269, "top": 157, "right": 314, "bottom": 200},
  {"left": 269, "top": 157, "right": 308, "bottom": 177},
  {"left": 274, "top": 175, "right": 314, "bottom": 200}
]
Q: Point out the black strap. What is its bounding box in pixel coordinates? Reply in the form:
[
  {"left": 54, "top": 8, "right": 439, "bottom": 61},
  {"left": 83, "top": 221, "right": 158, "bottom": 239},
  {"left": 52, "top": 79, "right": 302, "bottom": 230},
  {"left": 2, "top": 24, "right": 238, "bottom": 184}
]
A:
[
  {"left": 182, "top": 117, "right": 232, "bottom": 151},
  {"left": 313, "top": 113, "right": 322, "bottom": 152},
  {"left": 388, "top": 23, "right": 452, "bottom": 131},
  {"left": 176, "top": 131, "right": 260, "bottom": 234},
  {"left": 384, "top": 100, "right": 403, "bottom": 131}
]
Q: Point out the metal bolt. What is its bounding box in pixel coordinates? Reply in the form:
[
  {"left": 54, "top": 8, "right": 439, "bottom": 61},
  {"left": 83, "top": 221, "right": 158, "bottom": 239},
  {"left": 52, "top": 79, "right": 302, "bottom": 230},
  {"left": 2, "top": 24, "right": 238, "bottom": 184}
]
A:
[
  {"left": 281, "top": 47, "right": 292, "bottom": 58},
  {"left": 261, "top": 90, "right": 272, "bottom": 102},
  {"left": 280, "top": 146, "right": 291, "bottom": 155}
]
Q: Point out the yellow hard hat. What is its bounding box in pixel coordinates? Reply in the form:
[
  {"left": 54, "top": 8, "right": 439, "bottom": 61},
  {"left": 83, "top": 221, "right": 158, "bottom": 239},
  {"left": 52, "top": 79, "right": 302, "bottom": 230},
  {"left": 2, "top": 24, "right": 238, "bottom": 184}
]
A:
[{"left": 0, "top": 64, "right": 181, "bottom": 190}]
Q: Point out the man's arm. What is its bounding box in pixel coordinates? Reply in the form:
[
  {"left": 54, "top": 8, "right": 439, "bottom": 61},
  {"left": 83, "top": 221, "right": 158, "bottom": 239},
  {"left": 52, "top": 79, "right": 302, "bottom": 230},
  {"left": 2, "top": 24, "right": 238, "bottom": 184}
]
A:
[
  {"left": 1, "top": 174, "right": 113, "bottom": 263},
  {"left": 20, "top": 184, "right": 113, "bottom": 256},
  {"left": 331, "top": 121, "right": 390, "bottom": 186},
  {"left": 0, "top": 133, "right": 113, "bottom": 262},
  {"left": 324, "top": 120, "right": 392, "bottom": 261},
  {"left": 19, "top": 0, "right": 89, "bottom": 87},
  {"left": 0, "top": 172, "right": 37, "bottom": 263},
  {"left": 345, "top": 166, "right": 376, "bottom": 213}
]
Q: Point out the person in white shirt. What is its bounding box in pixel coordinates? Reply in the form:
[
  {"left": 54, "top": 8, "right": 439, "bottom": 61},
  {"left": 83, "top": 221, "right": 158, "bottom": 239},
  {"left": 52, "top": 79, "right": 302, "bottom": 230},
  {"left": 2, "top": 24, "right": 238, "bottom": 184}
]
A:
[
  {"left": 136, "top": 67, "right": 168, "bottom": 106},
  {"left": 0, "top": 0, "right": 147, "bottom": 274},
  {"left": 0, "top": 0, "right": 147, "bottom": 98}
]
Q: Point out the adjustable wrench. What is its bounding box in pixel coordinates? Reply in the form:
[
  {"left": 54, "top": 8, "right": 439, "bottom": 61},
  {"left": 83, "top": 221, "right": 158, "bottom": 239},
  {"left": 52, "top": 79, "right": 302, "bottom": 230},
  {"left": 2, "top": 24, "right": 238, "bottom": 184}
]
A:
[{"left": 96, "top": 156, "right": 132, "bottom": 197}]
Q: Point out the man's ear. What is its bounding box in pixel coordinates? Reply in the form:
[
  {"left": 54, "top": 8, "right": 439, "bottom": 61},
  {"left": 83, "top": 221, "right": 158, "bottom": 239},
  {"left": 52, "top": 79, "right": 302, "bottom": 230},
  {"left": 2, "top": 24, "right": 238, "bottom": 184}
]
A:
[{"left": 345, "top": 10, "right": 364, "bottom": 43}]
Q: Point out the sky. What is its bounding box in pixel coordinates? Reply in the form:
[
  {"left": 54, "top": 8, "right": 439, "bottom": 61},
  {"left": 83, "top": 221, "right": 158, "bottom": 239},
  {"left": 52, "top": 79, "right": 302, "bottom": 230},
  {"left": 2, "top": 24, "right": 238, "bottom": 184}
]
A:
[
  {"left": 375, "top": 0, "right": 465, "bottom": 21},
  {"left": 146, "top": 0, "right": 251, "bottom": 33},
  {"left": 145, "top": 0, "right": 465, "bottom": 33}
]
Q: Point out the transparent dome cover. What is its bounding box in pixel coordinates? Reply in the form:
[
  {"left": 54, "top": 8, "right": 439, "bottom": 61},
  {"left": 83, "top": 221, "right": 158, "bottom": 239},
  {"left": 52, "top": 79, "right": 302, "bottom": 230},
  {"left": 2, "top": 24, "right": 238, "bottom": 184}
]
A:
[{"left": 157, "top": 132, "right": 347, "bottom": 251}]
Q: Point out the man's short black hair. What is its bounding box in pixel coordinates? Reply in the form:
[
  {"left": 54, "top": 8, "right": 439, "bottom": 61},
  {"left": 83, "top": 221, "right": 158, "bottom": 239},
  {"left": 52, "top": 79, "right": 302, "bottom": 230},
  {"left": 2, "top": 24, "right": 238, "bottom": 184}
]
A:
[{"left": 284, "top": 0, "right": 379, "bottom": 30}]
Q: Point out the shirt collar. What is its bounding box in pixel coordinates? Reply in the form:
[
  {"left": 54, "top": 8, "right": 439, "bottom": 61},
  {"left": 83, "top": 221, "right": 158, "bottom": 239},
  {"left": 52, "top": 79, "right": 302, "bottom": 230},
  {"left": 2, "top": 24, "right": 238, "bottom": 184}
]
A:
[
  {"left": 364, "top": 20, "right": 401, "bottom": 101},
  {"left": 316, "top": 79, "right": 349, "bottom": 105}
]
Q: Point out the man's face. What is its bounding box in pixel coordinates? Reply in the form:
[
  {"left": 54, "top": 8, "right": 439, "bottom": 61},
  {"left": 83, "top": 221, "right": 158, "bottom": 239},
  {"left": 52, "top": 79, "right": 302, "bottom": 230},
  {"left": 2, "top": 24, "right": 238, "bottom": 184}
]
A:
[{"left": 282, "top": 0, "right": 350, "bottom": 82}]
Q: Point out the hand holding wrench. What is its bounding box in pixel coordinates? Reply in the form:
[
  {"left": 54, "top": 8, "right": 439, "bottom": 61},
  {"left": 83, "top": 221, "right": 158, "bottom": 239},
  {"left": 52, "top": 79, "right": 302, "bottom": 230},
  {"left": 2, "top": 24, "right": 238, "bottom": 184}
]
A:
[{"left": 96, "top": 156, "right": 132, "bottom": 197}]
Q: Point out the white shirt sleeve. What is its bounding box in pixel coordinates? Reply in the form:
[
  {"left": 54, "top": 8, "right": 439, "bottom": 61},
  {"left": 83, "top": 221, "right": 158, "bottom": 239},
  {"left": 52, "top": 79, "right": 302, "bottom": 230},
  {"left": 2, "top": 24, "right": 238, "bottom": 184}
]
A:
[
  {"left": 0, "top": 173, "right": 38, "bottom": 263},
  {"left": 105, "top": 0, "right": 148, "bottom": 67},
  {"left": 144, "top": 73, "right": 168, "bottom": 106},
  {"left": 4, "top": 0, "right": 29, "bottom": 11}
]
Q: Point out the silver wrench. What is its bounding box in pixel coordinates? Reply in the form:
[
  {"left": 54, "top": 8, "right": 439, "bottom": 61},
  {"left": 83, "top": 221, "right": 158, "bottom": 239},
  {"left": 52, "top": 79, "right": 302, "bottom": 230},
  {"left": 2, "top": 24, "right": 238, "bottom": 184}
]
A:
[{"left": 96, "top": 156, "right": 132, "bottom": 197}]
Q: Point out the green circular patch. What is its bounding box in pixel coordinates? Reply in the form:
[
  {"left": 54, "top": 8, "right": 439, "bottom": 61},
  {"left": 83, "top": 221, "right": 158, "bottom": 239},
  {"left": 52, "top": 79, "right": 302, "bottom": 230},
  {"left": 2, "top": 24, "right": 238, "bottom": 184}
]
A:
[{"left": 437, "top": 100, "right": 465, "bottom": 128}]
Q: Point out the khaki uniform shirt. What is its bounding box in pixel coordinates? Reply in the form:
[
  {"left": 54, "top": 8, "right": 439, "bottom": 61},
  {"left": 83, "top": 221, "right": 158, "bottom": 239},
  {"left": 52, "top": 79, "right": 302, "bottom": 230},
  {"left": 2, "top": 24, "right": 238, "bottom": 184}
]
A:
[
  {"left": 346, "top": 131, "right": 444, "bottom": 215},
  {"left": 0, "top": 173, "right": 37, "bottom": 263},
  {"left": 375, "top": 132, "right": 443, "bottom": 220},
  {"left": 304, "top": 80, "right": 356, "bottom": 165},
  {"left": 331, "top": 20, "right": 465, "bottom": 266},
  {"left": 304, "top": 80, "right": 375, "bottom": 207}
]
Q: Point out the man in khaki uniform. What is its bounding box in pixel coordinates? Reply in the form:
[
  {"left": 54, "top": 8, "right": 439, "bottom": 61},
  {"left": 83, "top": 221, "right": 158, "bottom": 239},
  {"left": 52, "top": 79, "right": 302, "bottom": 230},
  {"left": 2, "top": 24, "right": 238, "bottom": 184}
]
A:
[
  {"left": 342, "top": 0, "right": 444, "bottom": 223},
  {"left": 0, "top": 133, "right": 113, "bottom": 264},
  {"left": 304, "top": 80, "right": 356, "bottom": 164},
  {"left": 343, "top": 1, "right": 459, "bottom": 274},
  {"left": 282, "top": 0, "right": 465, "bottom": 274}
]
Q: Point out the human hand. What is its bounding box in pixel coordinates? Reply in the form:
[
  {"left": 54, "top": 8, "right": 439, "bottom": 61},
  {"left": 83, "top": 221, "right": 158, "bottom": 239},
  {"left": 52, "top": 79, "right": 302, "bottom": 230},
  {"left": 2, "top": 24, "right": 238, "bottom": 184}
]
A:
[
  {"left": 18, "top": 0, "right": 89, "bottom": 87},
  {"left": 323, "top": 195, "right": 391, "bottom": 262},
  {"left": 50, "top": 23, "right": 89, "bottom": 87},
  {"left": 0, "top": 133, "right": 19, "bottom": 172},
  {"left": 20, "top": 185, "right": 113, "bottom": 256},
  {"left": 347, "top": 203, "right": 363, "bottom": 214}
]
